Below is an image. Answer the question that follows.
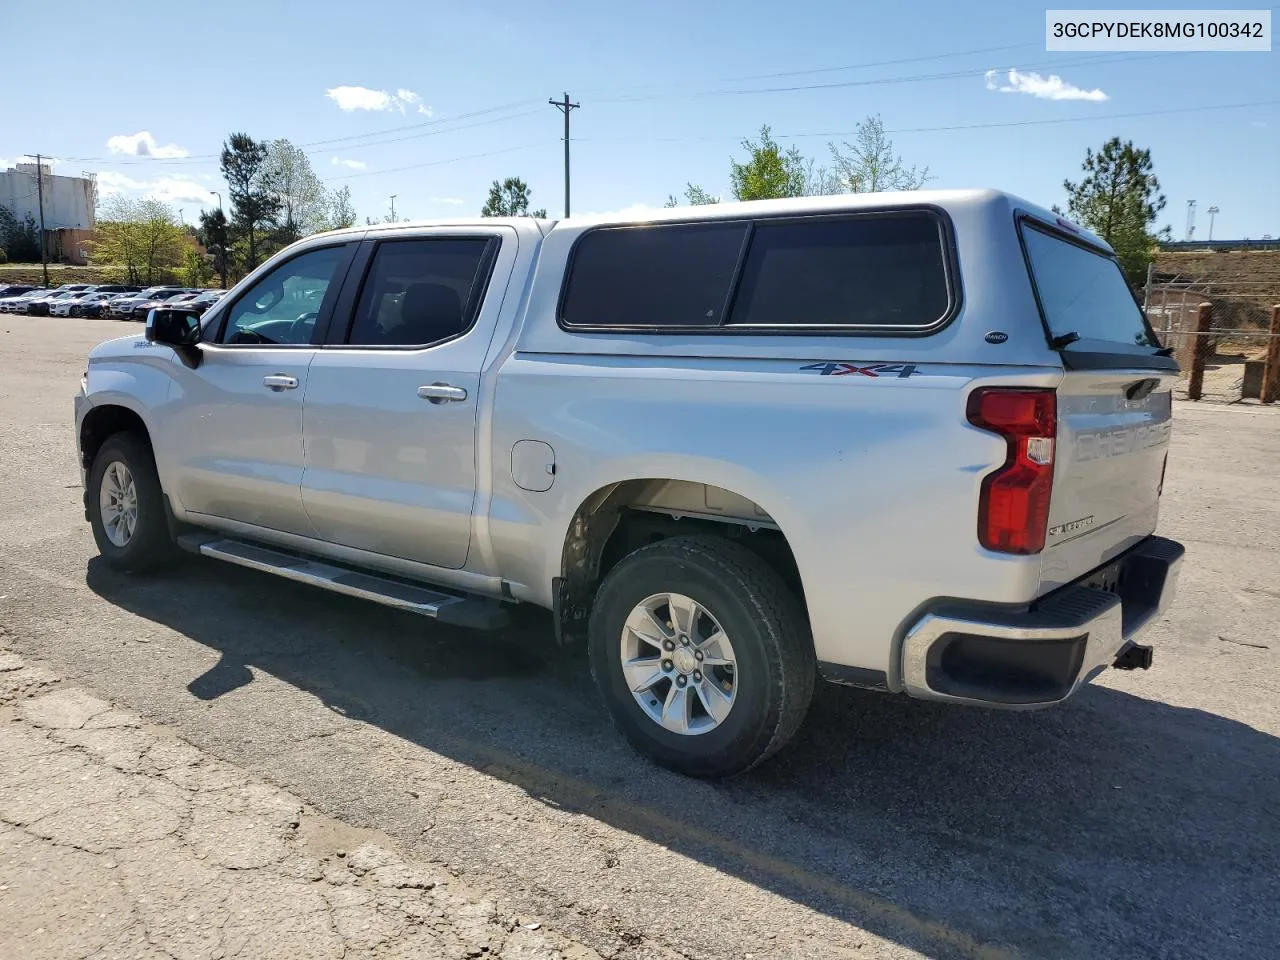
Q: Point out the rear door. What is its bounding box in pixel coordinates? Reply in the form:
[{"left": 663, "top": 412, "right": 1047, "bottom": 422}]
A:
[
  {"left": 299, "top": 228, "right": 515, "bottom": 569},
  {"left": 1019, "top": 219, "right": 1179, "bottom": 592}
]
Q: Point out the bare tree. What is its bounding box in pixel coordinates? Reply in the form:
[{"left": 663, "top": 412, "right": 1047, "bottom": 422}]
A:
[
  {"left": 259, "top": 139, "right": 327, "bottom": 240},
  {"left": 827, "top": 115, "right": 931, "bottom": 193},
  {"left": 324, "top": 185, "right": 358, "bottom": 230}
]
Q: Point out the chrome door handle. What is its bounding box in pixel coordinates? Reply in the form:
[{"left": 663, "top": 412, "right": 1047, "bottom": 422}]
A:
[
  {"left": 263, "top": 375, "right": 299, "bottom": 391},
  {"left": 417, "top": 383, "right": 467, "bottom": 404}
]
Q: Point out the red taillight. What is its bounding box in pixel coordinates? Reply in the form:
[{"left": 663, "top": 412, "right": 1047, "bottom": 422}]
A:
[{"left": 966, "top": 388, "right": 1057, "bottom": 555}]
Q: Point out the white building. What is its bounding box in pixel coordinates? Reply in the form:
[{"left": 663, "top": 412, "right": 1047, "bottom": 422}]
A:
[
  {"left": 0, "top": 162, "right": 96, "bottom": 229},
  {"left": 0, "top": 162, "right": 97, "bottom": 263}
]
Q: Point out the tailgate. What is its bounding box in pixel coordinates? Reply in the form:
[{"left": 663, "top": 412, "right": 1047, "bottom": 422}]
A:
[
  {"left": 1016, "top": 217, "right": 1179, "bottom": 595},
  {"left": 1040, "top": 371, "right": 1174, "bottom": 593}
]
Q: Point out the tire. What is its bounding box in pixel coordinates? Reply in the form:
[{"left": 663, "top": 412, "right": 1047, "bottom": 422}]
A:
[
  {"left": 588, "top": 535, "right": 816, "bottom": 778},
  {"left": 87, "top": 432, "right": 174, "bottom": 572}
]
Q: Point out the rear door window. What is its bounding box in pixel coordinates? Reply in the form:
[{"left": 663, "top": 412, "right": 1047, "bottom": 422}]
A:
[
  {"left": 560, "top": 221, "right": 747, "bottom": 328},
  {"left": 345, "top": 238, "right": 495, "bottom": 347},
  {"left": 1020, "top": 222, "right": 1160, "bottom": 349},
  {"left": 727, "top": 213, "right": 950, "bottom": 329}
]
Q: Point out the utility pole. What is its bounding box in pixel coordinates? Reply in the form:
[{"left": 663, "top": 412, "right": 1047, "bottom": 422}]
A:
[
  {"left": 548, "top": 92, "right": 580, "bottom": 218},
  {"left": 389, "top": 195, "right": 397, "bottom": 222},
  {"left": 1207, "top": 205, "right": 1220, "bottom": 242},
  {"left": 32, "top": 154, "right": 49, "bottom": 287}
]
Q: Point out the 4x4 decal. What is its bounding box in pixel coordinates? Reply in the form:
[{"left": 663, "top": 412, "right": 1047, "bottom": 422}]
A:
[{"left": 800, "top": 362, "right": 919, "bottom": 378}]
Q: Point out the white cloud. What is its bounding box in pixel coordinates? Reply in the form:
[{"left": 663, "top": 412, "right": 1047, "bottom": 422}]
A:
[
  {"left": 395, "top": 88, "right": 433, "bottom": 116},
  {"left": 325, "top": 85, "right": 431, "bottom": 115},
  {"left": 105, "top": 131, "right": 190, "bottom": 159},
  {"left": 1250, "top": 120, "right": 1267, "bottom": 128},
  {"left": 429, "top": 196, "right": 464, "bottom": 205},
  {"left": 984, "top": 68, "right": 1107, "bottom": 102},
  {"left": 97, "top": 170, "right": 215, "bottom": 205},
  {"left": 331, "top": 157, "right": 368, "bottom": 170}
]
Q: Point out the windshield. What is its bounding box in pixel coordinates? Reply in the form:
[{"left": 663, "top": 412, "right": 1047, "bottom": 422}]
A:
[{"left": 1021, "top": 222, "right": 1159, "bottom": 349}]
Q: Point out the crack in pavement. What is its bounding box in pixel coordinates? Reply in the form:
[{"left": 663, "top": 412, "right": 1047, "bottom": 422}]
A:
[{"left": 0, "top": 642, "right": 606, "bottom": 960}]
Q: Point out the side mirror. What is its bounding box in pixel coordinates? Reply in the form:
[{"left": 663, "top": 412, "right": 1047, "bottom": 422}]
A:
[
  {"left": 146, "top": 307, "right": 201, "bottom": 346},
  {"left": 146, "top": 308, "right": 203, "bottom": 368}
]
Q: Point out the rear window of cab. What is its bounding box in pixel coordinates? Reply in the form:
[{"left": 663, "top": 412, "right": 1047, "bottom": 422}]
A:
[{"left": 558, "top": 209, "right": 956, "bottom": 333}]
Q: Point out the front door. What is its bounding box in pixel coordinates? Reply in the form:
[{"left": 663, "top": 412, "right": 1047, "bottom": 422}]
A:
[
  {"left": 300, "top": 230, "right": 515, "bottom": 569},
  {"left": 162, "top": 242, "right": 356, "bottom": 536}
]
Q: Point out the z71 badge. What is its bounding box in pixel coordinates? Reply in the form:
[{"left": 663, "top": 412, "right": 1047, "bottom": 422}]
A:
[{"left": 800, "top": 362, "right": 919, "bottom": 378}]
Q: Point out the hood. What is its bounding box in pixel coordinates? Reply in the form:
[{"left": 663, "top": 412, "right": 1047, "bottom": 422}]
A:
[{"left": 88, "top": 333, "right": 147, "bottom": 361}]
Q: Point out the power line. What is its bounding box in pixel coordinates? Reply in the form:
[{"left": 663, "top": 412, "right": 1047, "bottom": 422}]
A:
[
  {"left": 319, "top": 142, "right": 546, "bottom": 182},
  {"left": 721, "top": 40, "right": 1040, "bottom": 82},
  {"left": 297, "top": 109, "right": 543, "bottom": 158},
  {"left": 572, "top": 97, "right": 1280, "bottom": 143},
  {"left": 595, "top": 51, "right": 1169, "bottom": 103},
  {"left": 55, "top": 101, "right": 544, "bottom": 166}
]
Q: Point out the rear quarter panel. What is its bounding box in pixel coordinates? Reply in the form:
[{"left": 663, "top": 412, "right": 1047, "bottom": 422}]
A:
[{"left": 490, "top": 354, "right": 1064, "bottom": 685}]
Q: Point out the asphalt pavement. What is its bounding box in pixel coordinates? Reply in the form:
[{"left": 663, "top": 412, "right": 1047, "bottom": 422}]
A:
[{"left": 2, "top": 315, "right": 1278, "bottom": 959}]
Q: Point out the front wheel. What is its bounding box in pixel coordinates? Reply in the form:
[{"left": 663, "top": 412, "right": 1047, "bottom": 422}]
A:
[
  {"left": 589, "top": 535, "right": 816, "bottom": 778},
  {"left": 87, "top": 432, "right": 174, "bottom": 571}
]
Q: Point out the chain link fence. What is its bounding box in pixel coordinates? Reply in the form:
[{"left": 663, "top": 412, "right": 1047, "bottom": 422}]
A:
[{"left": 1144, "top": 274, "right": 1280, "bottom": 403}]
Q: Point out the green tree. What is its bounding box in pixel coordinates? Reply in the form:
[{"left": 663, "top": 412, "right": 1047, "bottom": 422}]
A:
[
  {"left": 220, "top": 133, "right": 280, "bottom": 271},
  {"left": 182, "top": 244, "right": 212, "bottom": 287},
  {"left": 1061, "top": 137, "right": 1169, "bottom": 286},
  {"left": 480, "top": 177, "right": 546, "bottom": 217},
  {"left": 826, "top": 115, "right": 930, "bottom": 193},
  {"left": 89, "top": 195, "right": 146, "bottom": 282},
  {"left": 729, "top": 126, "right": 808, "bottom": 201},
  {"left": 89, "top": 196, "right": 186, "bottom": 284},
  {"left": 136, "top": 199, "right": 188, "bottom": 284},
  {"left": 664, "top": 184, "right": 721, "bottom": 207},
  {"left": 0, "top": 207, "right": 41, "bottom": 263},
  {"left": 197, "top": 207, "right": 230, "bottom": 288}
]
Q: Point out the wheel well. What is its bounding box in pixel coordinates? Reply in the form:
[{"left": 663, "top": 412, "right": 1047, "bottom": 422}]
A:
[
  {"left": 556, "top": 480, "right": 804, "bottom": 644},
  {"left": 80, "top": 405, "right": 150, "bottom": 471}
]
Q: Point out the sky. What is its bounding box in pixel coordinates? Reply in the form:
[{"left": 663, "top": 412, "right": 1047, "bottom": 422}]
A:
[{"left": 4, "top": 0, "right": 1277, "bottom": 239}]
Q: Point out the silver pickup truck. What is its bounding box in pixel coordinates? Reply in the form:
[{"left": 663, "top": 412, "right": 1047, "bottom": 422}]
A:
[{"left": 75, "top": 189, "right": 1184, "bottom": 777}]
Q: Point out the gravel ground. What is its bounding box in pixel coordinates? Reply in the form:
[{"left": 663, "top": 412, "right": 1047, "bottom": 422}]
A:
[{"left": 1, "top": 315, "right": 1278, "bottom": 960}]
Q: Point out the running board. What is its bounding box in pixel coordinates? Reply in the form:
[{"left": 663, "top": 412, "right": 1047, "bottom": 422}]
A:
[{"left": 176, "top": 534, "right": 510, "bottom": 630}]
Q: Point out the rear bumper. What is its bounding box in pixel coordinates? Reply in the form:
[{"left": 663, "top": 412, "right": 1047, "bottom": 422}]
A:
[{"left": 901, "top": 535, "right": 1184, "bottom": 708}]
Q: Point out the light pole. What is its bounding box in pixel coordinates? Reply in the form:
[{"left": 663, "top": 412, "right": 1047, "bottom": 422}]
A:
[
  {"left": 1207, "top": 206, "right": 1220, "bottom": 242},
  {"left": 209, "top": 191, "right": 227, "bottom": 289},
  {"left": 389, "top": 195, "right": 397, "bottom": 222}
]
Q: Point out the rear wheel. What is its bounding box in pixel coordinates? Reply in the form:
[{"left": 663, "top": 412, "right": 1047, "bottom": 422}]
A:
[
  {"left": 589, "top": 535, "right": 815, "bottom": 778},
  {"left": 87, "top": 432, "right": 174, "bottom": 571}
]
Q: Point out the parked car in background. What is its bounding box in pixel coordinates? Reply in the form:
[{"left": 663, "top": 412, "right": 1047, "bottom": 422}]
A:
[
  {"left": 0, "top": 288, "right": 48, "bottom": 313},
  {"left": 0, "top": 284, "right": 38, "bottom": 299},
  {"left": 51, "top": 292, "right": 119, "bottom": 318},
  {"left": 124, "top": 289, "right": 203, "bottom": 321},
  {"left": 89, "top": 285, "right": 142, "bottom": 295},
  {"left": 26, "top": 290, "right": 82, "bottom": 316},
  {"left": 109, "top": 287, "right": 187, "bottom": 319},
  {"left": 184, "top": 290, "right": 228, "bottom": 315}
]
